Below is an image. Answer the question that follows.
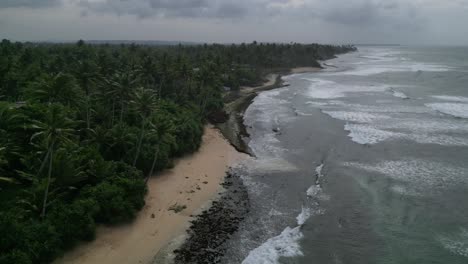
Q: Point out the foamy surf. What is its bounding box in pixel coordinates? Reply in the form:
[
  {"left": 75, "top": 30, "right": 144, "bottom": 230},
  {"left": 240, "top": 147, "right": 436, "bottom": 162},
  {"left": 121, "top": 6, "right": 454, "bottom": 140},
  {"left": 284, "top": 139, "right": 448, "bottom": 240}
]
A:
[
  {"left": 344, "top": 124, "right": 403, "bottom": 144},
  {"left": 426, "top": 102, "right": 468, "bottom": 119},
  {"left": 323, "top": 110, "right": 391, "bottom": 123},
  {"left": 432, "top": 95, "right": 468, "bottom": 103},
  {"left": 390, "top": 89, "right": 409, "bottom": 99},
  {"left": 241, "top": 205, "right": 319, "bottom": 264},
  {"left": 306, "top": 78, "right": 389, "bottom": 99},
  {"left": 439, "top": 228, "right": 468, "bottom": 258},
  {"left": 242, "top": 164, "right": 326, "bottom": 264},
  {"left": 241, "top": 226, "right": 303, "bottom": 264},
  {"left": 344, "top": 160, "right": 468, "bottom": 193}
]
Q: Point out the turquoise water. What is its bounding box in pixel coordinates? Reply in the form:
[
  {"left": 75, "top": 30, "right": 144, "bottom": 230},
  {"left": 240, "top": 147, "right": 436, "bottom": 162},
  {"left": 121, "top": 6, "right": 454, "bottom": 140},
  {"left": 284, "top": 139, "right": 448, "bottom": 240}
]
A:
[{"left": 223, "top": 46, "right": 468, "bottom": 264}]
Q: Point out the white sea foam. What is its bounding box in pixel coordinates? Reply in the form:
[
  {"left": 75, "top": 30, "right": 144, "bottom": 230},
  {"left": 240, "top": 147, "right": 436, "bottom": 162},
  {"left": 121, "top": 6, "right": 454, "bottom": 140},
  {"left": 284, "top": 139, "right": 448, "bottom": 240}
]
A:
[
  {"left": 426, "top": 103, "right": 468, "bottom": 119},
  {"left": 319, "top": 102, "right": 428, "bottom": 114},
  {"left": 306, "top": 79, "right": 388, "bottom": 99},
  {"left": 432, "top": 95, "right": 468, "bottom": 103},
  {"left": 241, "top": 203, "right": 321, "bottom": 264},
  {"left": 378, "top": 118, "right": 468, "bottom": 134},
  {"left": 323, "top": 111, "right": 390, "bottom": 123},
  {"left": 241, "top": 226, "right": 304, "bottom": 264},
  {"left": 439, "top": 228, "right": 468, "bottom": 257},
  {"left": 306, "top": 185, "right": 321, "bottom": 197},
  {"left": 315, "top": 164, "right": 324, "bottom": 178},
  {"left": 344, "top": 124, "right": 403, "bottom": 144},
  {"left": 391, "top": 90, "right": 409, "bottom": 99},
  {"left": 408, "top": 134, "right": 468, "bottom": 147},
  {"left": 327, "top": 62, "right": 452, "bottom": 76},
  {"left": 344, "top": 160, "right": 468, "bottom": 191},
  {"left": 307, "top": 164, "right": 325, "bottom": 197},
  {"left": 296, "top": 206, "right": 313, "bottom": 226},
  {"left": 242, "top": 163, "right": 324, "bottom": 264}
]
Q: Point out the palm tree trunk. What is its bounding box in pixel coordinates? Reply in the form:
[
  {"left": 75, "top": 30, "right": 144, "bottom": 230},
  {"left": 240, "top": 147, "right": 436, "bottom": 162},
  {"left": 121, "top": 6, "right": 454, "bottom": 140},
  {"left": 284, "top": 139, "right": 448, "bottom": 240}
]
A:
[
  {"left": 146, "top": 145, "right": 159, "bottom": 184},
  {"left": 41, "top": 140, "right": 54, "bottom": 219},
  {"left": 36, "top": 148, "right": 51, "bottom": 178},
  {"left": 111, "top": 99, "right": 115, "bottom": 126},
  {"left": 132, "top": 119, "right": 146, "bottom": 167},
  {"left": 120, "top": 100, "right": 124, "bottom": 123},
  {"left": 86, "top": 96, "right": 91, "bottom": 129}
]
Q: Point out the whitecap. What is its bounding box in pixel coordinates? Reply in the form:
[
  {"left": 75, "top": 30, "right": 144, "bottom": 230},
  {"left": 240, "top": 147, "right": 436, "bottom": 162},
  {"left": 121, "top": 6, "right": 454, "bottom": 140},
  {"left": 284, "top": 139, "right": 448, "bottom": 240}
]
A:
[
  {"left": 439, "top": 228, "right": 468, "bottom": 257},
  {"left": 426, "top": 103, "right": 468, "bottom": 119},
  {"left": 344, "top": 124, "right": 403, "bottom": 144},
  {"left": 241, "top": 226, "right": 304, "bottom": 264},
  {"left": 296, "top": 206, "right": 313, "bottom": 226},
  {"left": 306, "top": 79, "right": 389, "bottom": 99},
  {"left": 344, "top": 160, "right": 468, "bottom": 190},
  {"left": 323, "top": 111, "right": 391, "bottom": 123},
  {"left": 432, "top": 95, "right": 468, "bottom": 103},
  {"left": 391, "top": 90, "right": 409, "bottom": 99}
]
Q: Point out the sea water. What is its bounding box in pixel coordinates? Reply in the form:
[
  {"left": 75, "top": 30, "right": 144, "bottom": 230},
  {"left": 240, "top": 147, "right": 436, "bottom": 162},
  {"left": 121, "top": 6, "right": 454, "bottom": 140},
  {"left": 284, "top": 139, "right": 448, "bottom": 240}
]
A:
[{"left": 222, "top": 46, "right": 468, "bottom": 264}]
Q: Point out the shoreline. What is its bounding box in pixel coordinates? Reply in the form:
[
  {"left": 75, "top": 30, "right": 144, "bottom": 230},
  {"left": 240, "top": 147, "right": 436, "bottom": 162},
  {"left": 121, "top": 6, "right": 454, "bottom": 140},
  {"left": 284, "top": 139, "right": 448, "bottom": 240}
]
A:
[
  {"left": 55, "top": 126, "right": 246, "bottom": 264},
  {"left": 216, "top": 67, "right": 321, "bottom": 154},
  {"left": 169, "top": 66, "right": 323, "bottom": 262},
  {"left": 56, "top": 66, "right": 320, "bottom": 264}
]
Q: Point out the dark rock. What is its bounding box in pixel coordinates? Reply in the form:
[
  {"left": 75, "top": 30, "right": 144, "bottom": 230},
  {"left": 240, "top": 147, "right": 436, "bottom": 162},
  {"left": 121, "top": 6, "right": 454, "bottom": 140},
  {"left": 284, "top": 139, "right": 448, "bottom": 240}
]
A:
[
  {"left": 207, "top": 110, "right": 229, "bottom": 124},
  {"left": 174, "top": 171, "right": 250, "bottom": 264}
]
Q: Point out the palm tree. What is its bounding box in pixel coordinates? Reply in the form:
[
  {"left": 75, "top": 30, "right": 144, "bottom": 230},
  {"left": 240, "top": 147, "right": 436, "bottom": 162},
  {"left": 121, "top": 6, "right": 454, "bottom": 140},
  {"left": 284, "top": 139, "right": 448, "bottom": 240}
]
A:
[
  {"left": 130, "top": 87, "right": 158, "bottom": 167},
  {"left": 0, "top": 146, "right": 16, "bottom": 185},
  {"left": 0, "top": 102, "right": 24, "bottom": 185},
  {"left": 30, "top": 104, "right": 76, "bottom": 218},
  {"left": 105, "top": 71, "right": 140, "bottom": 124},
  {"left": 73, "top": 60, "right": 99, "bottom": 129},
  {"left": 146, "top": 117, "right": 176, "bottom": 182},
  {"left": 106, "top": 122, "right": 136, "bottom": 161},
  {"left": 25, "top": 72, "right": 84, "bottom": 107}
]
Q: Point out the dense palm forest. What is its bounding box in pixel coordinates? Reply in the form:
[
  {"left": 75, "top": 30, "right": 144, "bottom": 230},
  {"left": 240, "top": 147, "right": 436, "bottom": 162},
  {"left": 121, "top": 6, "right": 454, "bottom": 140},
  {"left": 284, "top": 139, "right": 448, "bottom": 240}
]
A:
[{"left": 0, "top": 39, "right": 355, "bottom": 264}]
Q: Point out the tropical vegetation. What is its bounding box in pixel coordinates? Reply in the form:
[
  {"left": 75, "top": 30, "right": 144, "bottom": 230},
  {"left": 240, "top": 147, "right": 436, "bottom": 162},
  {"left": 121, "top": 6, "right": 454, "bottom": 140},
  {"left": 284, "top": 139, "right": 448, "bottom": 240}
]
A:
[{"left": 0, "top": 39, "right": 355, "bottom": 263}]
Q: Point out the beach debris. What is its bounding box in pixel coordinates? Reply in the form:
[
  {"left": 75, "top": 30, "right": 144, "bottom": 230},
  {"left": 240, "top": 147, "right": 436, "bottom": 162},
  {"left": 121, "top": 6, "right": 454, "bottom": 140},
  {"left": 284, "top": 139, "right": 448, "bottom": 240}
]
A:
[
  {"left": 151, "top": 213, "right": 155, "bottom": 219},
  {"left": 168, "top": 204, "right": 187, "bottom": 213}
]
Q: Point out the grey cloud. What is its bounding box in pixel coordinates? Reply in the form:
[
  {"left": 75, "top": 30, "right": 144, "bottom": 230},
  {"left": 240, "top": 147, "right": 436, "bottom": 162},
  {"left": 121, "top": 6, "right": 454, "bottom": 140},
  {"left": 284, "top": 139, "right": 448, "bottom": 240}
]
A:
[
  {"left": 79, "top": 0, "right": 253, "bottom": 19},
  {"left": 0, "top": 0, "right": 61, "bottom": 8},
  {"left": 321, "top": 2, "right": 378, "bottom": 25},
  {"left": 303, "top": 0, "right": 423, "bottom": 31}
]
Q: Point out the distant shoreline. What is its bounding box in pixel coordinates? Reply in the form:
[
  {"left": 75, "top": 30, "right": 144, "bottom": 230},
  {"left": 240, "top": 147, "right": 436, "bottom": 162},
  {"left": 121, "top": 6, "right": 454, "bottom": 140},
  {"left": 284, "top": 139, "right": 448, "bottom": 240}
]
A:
[{"left": 216, "top": 66, "right": 322, "bottom": 155}]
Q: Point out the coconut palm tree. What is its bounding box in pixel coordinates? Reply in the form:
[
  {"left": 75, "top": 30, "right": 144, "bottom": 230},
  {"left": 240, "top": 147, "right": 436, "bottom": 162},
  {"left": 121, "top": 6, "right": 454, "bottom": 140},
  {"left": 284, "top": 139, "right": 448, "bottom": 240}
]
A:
[
  {"left": 25, "top": 72, "right": 84, "bottom": 107},
  {"left": 130, "top": 87, "right": 158, "bottom": 167},
  {"left": 105, "top": 71, "right": 140, "bottom": 124},
  {"left": 30, "top": 104, "right": 77, "bottom": 218},
  {"left": 146, "top": 117, "right": 176, "bottom": 182},
  {"left": 73, "top": 60, "right": 99, "bottom": 129}
]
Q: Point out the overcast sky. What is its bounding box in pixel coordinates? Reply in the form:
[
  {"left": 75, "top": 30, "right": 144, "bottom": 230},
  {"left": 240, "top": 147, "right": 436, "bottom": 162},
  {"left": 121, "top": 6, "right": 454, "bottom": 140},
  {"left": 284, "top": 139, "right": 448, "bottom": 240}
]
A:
[{"left": 1, "top": 0, "right": 468, "bottom": 45}]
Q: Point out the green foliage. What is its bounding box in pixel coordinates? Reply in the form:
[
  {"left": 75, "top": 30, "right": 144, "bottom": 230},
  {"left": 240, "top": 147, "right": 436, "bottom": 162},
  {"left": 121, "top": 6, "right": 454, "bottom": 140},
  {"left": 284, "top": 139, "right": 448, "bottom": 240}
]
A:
[
  {"left": 0, "top": 39, "right": 354, "bottom": 263},
  {"left": 81, "top": 161, "right": 146, "bottom": 224}
]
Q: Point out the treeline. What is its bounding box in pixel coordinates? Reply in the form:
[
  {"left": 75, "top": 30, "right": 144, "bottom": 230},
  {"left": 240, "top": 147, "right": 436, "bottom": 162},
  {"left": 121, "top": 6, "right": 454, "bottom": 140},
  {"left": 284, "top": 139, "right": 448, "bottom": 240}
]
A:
[{"left": 0, "top": 39, "right": 355, "bottom": 264}]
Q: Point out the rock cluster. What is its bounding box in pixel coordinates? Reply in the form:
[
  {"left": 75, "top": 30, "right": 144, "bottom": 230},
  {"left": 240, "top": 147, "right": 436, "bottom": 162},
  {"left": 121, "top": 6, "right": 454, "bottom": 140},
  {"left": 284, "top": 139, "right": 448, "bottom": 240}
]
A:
[{"left": 174, "top": 172, "right": 250, "bottom": 263}]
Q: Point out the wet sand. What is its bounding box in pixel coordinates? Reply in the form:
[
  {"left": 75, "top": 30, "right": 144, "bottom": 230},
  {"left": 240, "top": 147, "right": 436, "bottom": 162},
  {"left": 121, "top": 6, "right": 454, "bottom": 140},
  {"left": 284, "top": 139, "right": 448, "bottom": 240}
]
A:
[{"left": 291, "top": 67, "right": 322, "bottom": 73}]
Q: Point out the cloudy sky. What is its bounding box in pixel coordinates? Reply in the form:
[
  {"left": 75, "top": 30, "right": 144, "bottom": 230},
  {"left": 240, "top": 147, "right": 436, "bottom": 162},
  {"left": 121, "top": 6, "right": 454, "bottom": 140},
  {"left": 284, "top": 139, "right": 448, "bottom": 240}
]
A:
[{"left": 1, "top": 0, "right": 468, "bottom": 45}]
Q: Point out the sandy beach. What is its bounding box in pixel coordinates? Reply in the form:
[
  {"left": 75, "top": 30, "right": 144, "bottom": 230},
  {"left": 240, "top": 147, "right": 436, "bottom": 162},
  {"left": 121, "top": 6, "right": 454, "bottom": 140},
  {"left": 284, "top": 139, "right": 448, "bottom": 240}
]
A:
[
  {"left": 291, "top": 67, "right": 322, "bottom": 73},
  {"left": 55, "top": 126, "right": 246, "bottom": 264}
]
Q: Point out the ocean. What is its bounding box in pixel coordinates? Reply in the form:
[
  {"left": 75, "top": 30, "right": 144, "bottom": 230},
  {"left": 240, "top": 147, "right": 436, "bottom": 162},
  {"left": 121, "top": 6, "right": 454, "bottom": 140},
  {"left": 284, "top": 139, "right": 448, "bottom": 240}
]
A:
[{"left": 222, "top": 46, "right": 468, "bottom": 263}]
